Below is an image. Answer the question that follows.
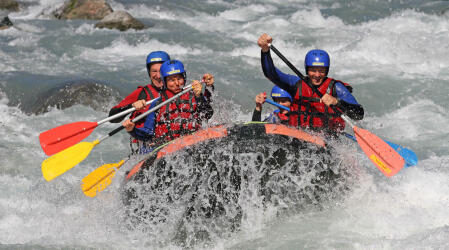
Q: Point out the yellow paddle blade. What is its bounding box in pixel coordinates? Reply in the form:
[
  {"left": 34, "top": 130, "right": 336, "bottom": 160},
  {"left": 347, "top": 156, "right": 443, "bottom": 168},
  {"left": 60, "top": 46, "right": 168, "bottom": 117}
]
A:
[
  {"left": 41, "top": 140, "right": 100, "bottom": 182},
  {"left": 81, "top": 160, "right": 125, "bottom": 197}
]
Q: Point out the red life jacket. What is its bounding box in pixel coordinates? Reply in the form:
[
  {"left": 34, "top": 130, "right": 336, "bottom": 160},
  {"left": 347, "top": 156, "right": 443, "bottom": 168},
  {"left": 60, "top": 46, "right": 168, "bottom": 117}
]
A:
[
  {"left": 154, "top": 90, "right": 201, "bottom": 142},
  {"left": 128, "top": 85, "right": 160, "bottom": 129},
  {"left": 288, "top": 77, "right": 351, "bottom": 132}
]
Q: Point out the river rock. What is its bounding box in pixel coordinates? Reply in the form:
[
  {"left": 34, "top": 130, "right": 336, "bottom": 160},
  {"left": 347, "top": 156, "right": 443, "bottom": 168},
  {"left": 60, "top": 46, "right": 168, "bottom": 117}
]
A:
[
  {"left": 54, "top": 0, "right": 113, "bottom": 20},
  {"left": 31, "top": 80, "right": 121, "bottom": 114},
  {"left": 0, "top": 16, "right": 12, "bottom": 30},
  {"left": 0, "top": 0, "right": 19, "bottom": 11},
  {"left": 95, "top": 10, "right": 145, "bottom": 31}
]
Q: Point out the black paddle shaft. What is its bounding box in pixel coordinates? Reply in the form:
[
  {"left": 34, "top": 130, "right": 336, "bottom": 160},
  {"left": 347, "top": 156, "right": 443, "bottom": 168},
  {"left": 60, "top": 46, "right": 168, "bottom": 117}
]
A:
[
  {"left": 108, "top": 125, "right": 125, "bottom": 137},
  {"left": 270, "top": 44, "right": 353, "bottom": 124},
  {"left": 270, "top": 44, "right": 324, "bottom": 99}
]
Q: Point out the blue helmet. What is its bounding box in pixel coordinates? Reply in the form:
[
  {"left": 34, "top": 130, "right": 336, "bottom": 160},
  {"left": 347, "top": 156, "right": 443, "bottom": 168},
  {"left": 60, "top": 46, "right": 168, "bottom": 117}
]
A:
[
  {"left": 160, "top": 60, "right": 187, "bottom": 87},
  {"left": 146, "top": 51, "right": 170, "bottom": 77},
  {"left": 146, "top": 51, "right": 170, "bottom": 65},
  {"left": 304, "top": 49, "right": 330, "bottom": 75},
  {"left": 271, "top": 86, "right": 292, "bottom": 102}
]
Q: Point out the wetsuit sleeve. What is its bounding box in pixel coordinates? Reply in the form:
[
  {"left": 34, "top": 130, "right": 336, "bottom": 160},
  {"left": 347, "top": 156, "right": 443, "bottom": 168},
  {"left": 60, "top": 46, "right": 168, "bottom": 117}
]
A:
[
  {"left": 195, "top": 93, "right": 214, "bottom": 121},
  {"left": 108, "top": 88, "right": 147, "bottom": 123},
  {"left": 108, "top": 104, "right": 132, "bottom": 123},
  {"left": 261, "top": 50, "right": 300, "bottom": 98},
  {"left": 252, "top": 108, "right": 262, "bottom": 122},
  {"left": 334, "top": 82, "right": 364, "bottom": 120},
  {"left": 127, "top": 101, "right": 157, "bottom": 141}
]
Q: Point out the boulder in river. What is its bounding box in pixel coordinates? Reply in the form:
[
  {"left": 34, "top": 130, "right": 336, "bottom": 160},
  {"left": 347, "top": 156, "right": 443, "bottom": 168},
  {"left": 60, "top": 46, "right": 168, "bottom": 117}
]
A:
[
  {"left": 31, "top": 80, "right": 121, "bottom": 115},
  {"left": 54, "top": 0, "right": 113, "bottom": 20},
  {"left": 95, "top": 10, "right": 146, "bottom": 31},
  {"left": 0, "top": 0, "right": 19, "bottom": 12},
  {"left": 0, "top": 16, "right": 13, "bottom": 30}
]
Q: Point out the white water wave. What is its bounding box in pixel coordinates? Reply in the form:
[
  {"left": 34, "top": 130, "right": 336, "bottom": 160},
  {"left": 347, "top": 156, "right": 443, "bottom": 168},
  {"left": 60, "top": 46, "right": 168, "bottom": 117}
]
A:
[
  {"left": 364, "top": 99, "right": 448, "bottom": 142},
  {"left": 290, "top": 8, "right": 345, "bottom": 28},
  {"left": 8, "top": 0, "right": 64, "bottom": 20},
  {"left": 340, "top": 10, "right": 449, "bottom": 79},
  {"left": 219, "top": 4, "right": 278, "bottom": 22},
  {"left": 78, "top": 37, "right": 212, "bottom": 65}
]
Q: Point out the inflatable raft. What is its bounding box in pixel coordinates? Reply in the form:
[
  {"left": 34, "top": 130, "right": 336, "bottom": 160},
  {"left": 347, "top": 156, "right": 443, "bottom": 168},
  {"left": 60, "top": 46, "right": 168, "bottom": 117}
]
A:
[{"left": 121, "top": 122, "right": 354, "bottom": 246}]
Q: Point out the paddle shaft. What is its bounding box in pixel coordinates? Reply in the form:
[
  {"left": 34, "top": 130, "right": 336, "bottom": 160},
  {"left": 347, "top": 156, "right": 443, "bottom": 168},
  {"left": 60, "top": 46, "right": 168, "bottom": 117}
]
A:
[
  {"left": 269, "top": 44, "right": 355, "bottom": 127},
  {"left": 269, "top": 45, "right": 305, "bottom": 79},
  {"left": 97, "top": 98, "right": 160, "bottom": 125},
  {"left": 264, "top": 73, "right": 415, "bottom": 168},
  {"left": 98, "top": 85, "right": 193, "bottom": 143},
  {"left": 95, "top": 82, "right": 191, "bottom": 126},
  {"left": 40, "top": 97, "right": 159, "bottom": 150},
  {"left": 55, "top": 99, "right": 159, "bottom": 143},
  {"left": 265, "top": 99, "right": 290, "bottom": 111},
  {"left": 269, "top": 44, "right": 408, "bottom": 176}
]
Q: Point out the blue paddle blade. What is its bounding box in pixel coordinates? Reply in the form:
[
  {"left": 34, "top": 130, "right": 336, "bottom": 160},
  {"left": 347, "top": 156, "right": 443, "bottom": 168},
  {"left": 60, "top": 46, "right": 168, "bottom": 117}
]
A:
[
  {"left": 343, "top": 132, "right": 417, "bottom": 168},
  {"left": 385, "top": 141, "right": 418, "bottom": 167}
]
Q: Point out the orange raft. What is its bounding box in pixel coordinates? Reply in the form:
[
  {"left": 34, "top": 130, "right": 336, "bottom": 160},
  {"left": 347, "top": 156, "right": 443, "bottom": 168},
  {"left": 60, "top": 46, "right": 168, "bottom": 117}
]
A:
[
  {"left": 125, "top": 123, "right": 326, "bottom": 181},
  {"left": 121, "top": 123, "right": 352, "bottom": 241}
]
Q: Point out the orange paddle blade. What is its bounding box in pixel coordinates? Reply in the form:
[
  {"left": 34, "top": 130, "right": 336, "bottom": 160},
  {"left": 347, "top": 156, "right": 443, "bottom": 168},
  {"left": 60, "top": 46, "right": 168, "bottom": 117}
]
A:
[
  {"left": 81, "top": 160, "right": 125, "bottom": 197},
  {"left": 354, "top": 126, "right": 405, "bottom": 177},
  {"left": 39, "top": 121, "right": 98, "bottom": 156}
]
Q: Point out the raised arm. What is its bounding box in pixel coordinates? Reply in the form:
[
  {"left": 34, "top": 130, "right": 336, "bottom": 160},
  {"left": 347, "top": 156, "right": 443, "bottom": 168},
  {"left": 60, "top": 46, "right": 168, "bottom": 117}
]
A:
[{"left": 258, "top": 34, "right": 300, "bottom": 98}]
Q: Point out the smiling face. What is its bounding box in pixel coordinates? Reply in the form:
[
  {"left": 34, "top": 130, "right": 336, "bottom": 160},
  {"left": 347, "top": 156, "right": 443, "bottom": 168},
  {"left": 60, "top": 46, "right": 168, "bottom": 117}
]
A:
[
  {"left": 149, "top": 62, "right": 163, "bottom": 88},
  {"left": 307, "top": 66, "right": 327, "bottom": 85},
  {"left": 165, "top": 74, "right": 185, "bottom": 93}
]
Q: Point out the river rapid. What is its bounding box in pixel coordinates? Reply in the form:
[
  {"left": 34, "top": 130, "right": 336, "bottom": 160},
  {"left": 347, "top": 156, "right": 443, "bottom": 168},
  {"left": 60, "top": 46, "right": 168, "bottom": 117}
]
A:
[{"left": 1, "top": 0, "right": 448, "bottom": 249}]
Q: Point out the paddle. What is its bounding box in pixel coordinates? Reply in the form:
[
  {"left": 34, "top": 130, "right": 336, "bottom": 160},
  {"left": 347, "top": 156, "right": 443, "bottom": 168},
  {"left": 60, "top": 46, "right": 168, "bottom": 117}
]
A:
[
  {"left": 268, "top": 44, "right": 406, "bottom": 177},
  {"left": 265, "top": 99, "right": 289, "bottom": 111},
  {"left": 81, "top": 159, "right": 126, "bottom": 197},
  {"left": 41, "top": 84, "right": 193, "bottom": 182},
  {"left": 81, "top": 138, "right": 171, "bottom": 197},
  {"left": 39, "top": 98, "right": 160, "bottom": 156},
  {"left": 342, "top": 133, "right": 417, "bottom": 167},
  {"left": 266, "top": 99, "right": 417, "bottom": 168}
]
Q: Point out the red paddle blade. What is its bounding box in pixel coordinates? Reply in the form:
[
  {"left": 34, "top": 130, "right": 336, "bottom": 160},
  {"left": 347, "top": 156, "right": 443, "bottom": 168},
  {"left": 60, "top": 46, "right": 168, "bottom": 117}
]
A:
[
  {"left": 354, "top": 126, "right": 405, "bottom": 177},
  {"left": 39, "top": 121, "right": 98, "bottom": 156}
]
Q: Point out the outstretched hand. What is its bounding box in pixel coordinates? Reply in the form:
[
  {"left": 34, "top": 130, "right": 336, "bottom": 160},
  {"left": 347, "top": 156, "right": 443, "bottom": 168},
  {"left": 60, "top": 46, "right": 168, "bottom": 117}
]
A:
[
  {"left": 255, "top": 92, "right": 267, "bottom": 111},
  {"left": 257, "top": 33, "right": 272, "bottom": 52}
]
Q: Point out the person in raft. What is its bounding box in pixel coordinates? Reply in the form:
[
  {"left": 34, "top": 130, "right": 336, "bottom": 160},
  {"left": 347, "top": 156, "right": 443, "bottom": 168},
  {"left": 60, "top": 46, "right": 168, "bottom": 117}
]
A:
[
  {"left": 107, "top": 51, "right": 170, "bottom": 153},
  {"left": 257, "top": 33, "right": 364, "bottom": 135},
  {"left": 122, "top": 59, "right": 214, "bottom": 149},
  {"left": 108, "top": 51, "right": 171, "bottom": 123},
  {"left": 252, "top": 86, "right": 292, "bottom": 125},
  {"left": 108, "top": 51, "right": 214, "bottom": 153}
]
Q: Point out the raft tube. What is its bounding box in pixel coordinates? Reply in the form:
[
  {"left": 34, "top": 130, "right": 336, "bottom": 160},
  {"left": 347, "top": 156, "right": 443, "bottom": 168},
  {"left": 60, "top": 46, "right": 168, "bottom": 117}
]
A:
[{"left": 121, "top": 122, "right": 353, "bottom": 246}]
